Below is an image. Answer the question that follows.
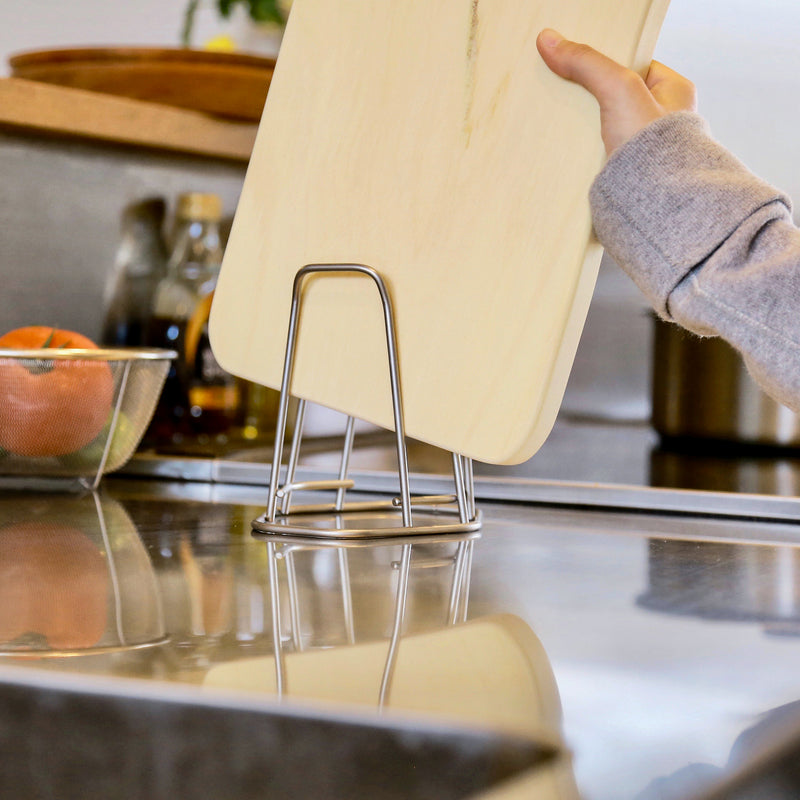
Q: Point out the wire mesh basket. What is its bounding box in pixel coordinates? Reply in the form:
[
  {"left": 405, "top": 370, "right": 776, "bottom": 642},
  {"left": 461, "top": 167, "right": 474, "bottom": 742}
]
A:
[{"left": 0, "top": 347, "right": 175, "bottom": 488}]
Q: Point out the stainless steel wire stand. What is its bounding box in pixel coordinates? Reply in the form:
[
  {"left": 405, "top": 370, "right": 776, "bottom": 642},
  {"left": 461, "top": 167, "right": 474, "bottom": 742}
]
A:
[{"left": 251, "top": 264, "right": 482, "bottom": 539}]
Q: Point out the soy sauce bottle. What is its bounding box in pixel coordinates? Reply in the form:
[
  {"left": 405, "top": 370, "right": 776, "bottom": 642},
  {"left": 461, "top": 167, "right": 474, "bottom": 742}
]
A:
[
  {"left": 101, "top": 197, "right": 168, "bottom": 347},
  {"left": 145, "top": 193, "right": 239, "bottom": 446}
]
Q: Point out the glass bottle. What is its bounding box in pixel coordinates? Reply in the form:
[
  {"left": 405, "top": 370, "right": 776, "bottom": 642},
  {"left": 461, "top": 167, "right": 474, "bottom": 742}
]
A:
[
  {"left": 145, "top": 192, "right": 240, "bottom": 446},
  {"left": 101, "top": 197, "right": 168, "bottom": 347}
]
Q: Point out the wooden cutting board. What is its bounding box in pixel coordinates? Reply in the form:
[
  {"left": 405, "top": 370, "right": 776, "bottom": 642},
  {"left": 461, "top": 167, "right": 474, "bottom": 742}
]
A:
[{"left": 210, "top": 0, "right": 670, "bottom": 464}]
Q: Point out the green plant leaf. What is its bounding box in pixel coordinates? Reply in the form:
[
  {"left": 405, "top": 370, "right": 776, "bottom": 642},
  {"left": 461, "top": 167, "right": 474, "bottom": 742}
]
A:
[
  {"left": 217, "top": 0, "right": 235, "bottom": 18},
  {"left": 216, "top": 0, "right": 284, "bottom": 25},
  {"left": 184, "top": 0, "right": 285, "bottom": 47},
  {"left": 246, "top": 0, "right": 285, "bottom": 25},
  {"left": 181, "top": 0, "right": 201, "bottom": 46}
]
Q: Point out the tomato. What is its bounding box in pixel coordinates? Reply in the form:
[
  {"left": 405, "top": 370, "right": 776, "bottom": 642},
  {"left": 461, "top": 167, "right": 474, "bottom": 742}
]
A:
[{"left": 0, "top": 326, "right": 114, "bottom": 457}]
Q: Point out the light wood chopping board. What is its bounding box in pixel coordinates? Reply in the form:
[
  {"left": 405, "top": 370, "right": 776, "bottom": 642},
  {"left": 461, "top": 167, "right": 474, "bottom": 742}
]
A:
[{"left": 210, "top": 0, "right": 670, "bottom": 464}]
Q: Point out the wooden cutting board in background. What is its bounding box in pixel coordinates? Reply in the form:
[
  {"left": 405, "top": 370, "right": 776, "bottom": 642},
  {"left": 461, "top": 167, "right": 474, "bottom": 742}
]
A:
[
  {"left": 9, "top": 47, "right": 275, "bottom": 122},
  {"left": 210, "top": 0, "right": 670, "bottom": 465}
]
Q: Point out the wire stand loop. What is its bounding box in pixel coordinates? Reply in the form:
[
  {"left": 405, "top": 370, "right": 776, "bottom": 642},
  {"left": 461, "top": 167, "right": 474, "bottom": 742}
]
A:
[{"left": 251, "top": 264, "right": 482, "bottom": 539}]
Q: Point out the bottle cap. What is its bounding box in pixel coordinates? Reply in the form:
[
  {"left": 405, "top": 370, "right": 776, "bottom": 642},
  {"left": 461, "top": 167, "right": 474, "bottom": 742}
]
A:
[{"left": 176, "top": 193, "right": 222, "bottom": 222}]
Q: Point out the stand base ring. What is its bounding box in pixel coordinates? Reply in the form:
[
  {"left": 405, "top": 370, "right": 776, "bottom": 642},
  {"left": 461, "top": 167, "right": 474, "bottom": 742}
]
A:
[{"left": 251, "top": 509, "right": 482, "bottom": 540}]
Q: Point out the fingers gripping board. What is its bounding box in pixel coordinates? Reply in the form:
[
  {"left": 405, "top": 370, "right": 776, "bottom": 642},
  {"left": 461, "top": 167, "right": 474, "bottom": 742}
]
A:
[{"left": 210, "top": 0, "right": 670, "bottom": 464}]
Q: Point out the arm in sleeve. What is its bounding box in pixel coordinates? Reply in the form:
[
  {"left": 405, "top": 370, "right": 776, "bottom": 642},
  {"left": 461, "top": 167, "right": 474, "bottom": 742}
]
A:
[{"left": 589, "top": 111, "right": 800, "bottom": 411}]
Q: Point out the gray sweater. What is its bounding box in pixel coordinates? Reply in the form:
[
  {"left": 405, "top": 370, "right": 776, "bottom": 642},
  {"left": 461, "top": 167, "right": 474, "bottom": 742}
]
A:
[{"left": 590, "top": 111, "right": 800, "bottom": 412}]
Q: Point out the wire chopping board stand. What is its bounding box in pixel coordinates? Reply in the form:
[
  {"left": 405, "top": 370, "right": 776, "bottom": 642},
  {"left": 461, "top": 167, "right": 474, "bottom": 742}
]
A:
[{"left": 251, "top": 264, "right": 483, "bottom": 539}]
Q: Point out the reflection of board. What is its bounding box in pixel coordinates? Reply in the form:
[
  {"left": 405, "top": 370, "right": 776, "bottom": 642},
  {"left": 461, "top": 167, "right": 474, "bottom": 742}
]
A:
[
  {"left": 210, "top": 0, "right": 670, "bottom": 464},
  {"left": 204, "top": 615, "right": 563, "bottom": 738}
]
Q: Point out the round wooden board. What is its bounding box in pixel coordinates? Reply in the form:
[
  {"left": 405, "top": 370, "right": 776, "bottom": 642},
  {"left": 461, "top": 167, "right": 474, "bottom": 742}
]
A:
[{"left": 9, "top": 47, "right": 275, "bottom": 122}]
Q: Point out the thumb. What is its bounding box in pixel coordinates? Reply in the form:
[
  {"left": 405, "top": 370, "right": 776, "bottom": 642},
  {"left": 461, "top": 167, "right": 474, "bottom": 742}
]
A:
[{"left": 536, "top": 29, "right": 636, "bottom": 106}]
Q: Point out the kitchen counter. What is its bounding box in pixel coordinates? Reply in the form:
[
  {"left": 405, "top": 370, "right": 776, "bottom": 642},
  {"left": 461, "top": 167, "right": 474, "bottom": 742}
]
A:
[
  {"left": 127, "top": 414, "right": 800, "bottom": 522},
  {"left": 3, "top": 475, "right": 800, "bottom": 798}
]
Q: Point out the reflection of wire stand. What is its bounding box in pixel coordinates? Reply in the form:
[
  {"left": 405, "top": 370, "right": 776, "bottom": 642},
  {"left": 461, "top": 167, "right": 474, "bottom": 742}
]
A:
[
  {"left": 258, "top": 532, "right": 478, "bottom": 707},
  {"left": 251, "top": 264, "right": 483, "bottom": 539}
]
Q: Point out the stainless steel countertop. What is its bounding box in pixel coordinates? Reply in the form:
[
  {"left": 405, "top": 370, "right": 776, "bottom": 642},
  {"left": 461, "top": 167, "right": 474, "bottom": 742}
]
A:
[
  {"left": 123, "top": 416, "right": 800, "bottom": 522},
  {"left": 3, "top": 477, "right": 800, "bottom": 798}
]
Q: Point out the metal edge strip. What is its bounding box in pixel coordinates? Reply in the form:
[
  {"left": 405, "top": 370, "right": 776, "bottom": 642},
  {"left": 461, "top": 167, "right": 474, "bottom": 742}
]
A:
[{"left": 124, "top": 454, "right": 800, "bottom": 523}]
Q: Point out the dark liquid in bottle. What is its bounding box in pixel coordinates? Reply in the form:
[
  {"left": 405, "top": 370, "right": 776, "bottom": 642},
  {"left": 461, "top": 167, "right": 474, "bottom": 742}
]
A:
[
  {"left": 144, "top": 316, "right": 189, "bottom": 443},
  {"left": 145, "top": 316, "right": 239, "bottom": 446},
  {"left": 102, "top": 319, "right": 145, "bottom": 348}
]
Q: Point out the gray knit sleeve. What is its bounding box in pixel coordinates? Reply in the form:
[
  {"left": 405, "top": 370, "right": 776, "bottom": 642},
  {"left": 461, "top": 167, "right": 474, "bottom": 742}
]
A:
[{"left": 589, "top": 111, "right": 800, "bottom": 411}]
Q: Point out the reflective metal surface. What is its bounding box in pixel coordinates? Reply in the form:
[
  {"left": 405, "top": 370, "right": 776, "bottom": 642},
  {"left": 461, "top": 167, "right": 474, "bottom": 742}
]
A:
[
  {"left": 3, "top": 480, "right": 800, "bottom": 797},
  {"left": 0, "top": 491, "right": 165, "bottom": 656}
]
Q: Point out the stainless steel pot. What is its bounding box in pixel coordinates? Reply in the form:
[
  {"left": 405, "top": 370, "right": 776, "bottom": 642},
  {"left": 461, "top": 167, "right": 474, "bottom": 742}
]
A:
[{"left": 651, "top": 317, "right": 800, "bottom": 446}]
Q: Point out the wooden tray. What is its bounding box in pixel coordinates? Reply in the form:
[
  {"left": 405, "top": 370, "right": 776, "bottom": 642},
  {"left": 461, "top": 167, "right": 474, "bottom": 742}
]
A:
[
  {"left": 9, "top": 47, "right": 275, "bottom": 122},
  {"left": 210, "top": 0, "right": 670, "bottom": 464}
]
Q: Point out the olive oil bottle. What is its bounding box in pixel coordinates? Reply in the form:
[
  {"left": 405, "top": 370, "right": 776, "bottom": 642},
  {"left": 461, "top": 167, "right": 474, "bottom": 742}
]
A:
[{"left": 145, "top": 193, "right": 239, "bottom": 446}]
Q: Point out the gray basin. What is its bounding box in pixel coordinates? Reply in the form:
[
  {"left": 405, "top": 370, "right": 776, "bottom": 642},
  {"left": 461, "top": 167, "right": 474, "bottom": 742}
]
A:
[{"left": 0, "top": 669, "right": 558, "bottom": 799}]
